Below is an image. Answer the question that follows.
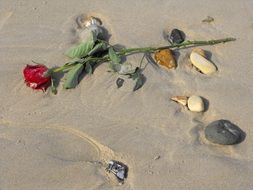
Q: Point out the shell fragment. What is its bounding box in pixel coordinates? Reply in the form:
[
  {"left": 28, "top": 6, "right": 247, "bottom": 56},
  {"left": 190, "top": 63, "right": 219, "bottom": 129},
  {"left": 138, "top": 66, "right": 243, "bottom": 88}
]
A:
[
  {"left": 171, "top": 96, "right": 188, "bottom": 106},
  {"left": 190, "top": 51, "right": 217, "bottom": 75},
  {"left": 77, "top": 15, "right": 102, "bottom": 28}
]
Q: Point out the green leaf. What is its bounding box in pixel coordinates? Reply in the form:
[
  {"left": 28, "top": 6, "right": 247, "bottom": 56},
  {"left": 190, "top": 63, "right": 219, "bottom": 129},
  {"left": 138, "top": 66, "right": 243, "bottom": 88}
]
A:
[
  {"left": 85, "top": 62, "right": 93, "bottom": 75},
  {"left": 88, "top": 42, "right": 108, "bottom": 56},
  {"left": 63, "top": 63, "right": 84, "bottom": 89},
  {"left": 128, "top": 67, "right": 141, "bottom": 80},
  {"left": 133, "top": 73, "right": 145, "bottom": 91},
  {"left": 65, "top": 32, "right": 96, "bottom": 58},
  {"left": 109, "top": 47, "right": 121, "bottom": 64}
]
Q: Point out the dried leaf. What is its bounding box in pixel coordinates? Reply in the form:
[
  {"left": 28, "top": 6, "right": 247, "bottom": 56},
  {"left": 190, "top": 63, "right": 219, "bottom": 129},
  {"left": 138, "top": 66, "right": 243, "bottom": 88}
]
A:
[
  {"left": 63, "top": 63, "right": 84, "bottom": 89},
  {"left": 128, "top": 67, "right": 145, "bottom": 91},
  {"left": 133, "top": 73, "right": 145, "bottom": 91},
  {"left": 65, "top": 32, "right": 96, "bottom": 58},
  {"left": 154, "top": 49, "right": 176, "bottom": 70}
]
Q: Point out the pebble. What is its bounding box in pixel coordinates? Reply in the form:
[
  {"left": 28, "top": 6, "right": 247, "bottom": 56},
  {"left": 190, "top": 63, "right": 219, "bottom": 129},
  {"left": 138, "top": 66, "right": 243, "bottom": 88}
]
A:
[
  {"left": 116, "top": 78, "right": 124, "bottom": 88},
  {"left": 202, "top": 16, "right": 214, "bottom": 23},
  {"left": 187, "top": 95, "right": 204, "bottom": 112},
  {"left": 190, "top": 51, "right": 217, "bottom": 75},
  {"left": 170, "top": 29, "right": 185, "bottom": 44},
  {"left": 154, "top": 155, "right": 161, "bottom": 160},
  {"left": 205, "top": 120, "right": 244, "bottom": 145},
  {"left": 154, "top": 49, "right": 177, "bottom": 70}
]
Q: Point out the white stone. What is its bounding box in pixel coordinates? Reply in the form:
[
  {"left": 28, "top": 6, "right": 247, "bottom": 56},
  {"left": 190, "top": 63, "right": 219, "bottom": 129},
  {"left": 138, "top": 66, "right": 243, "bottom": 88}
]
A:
[
  {"left": 190, "top": 51, "right": 217, "bottom": 75},
  {"left": 187, "top": 95, "right": 204, "bottom": 112}
]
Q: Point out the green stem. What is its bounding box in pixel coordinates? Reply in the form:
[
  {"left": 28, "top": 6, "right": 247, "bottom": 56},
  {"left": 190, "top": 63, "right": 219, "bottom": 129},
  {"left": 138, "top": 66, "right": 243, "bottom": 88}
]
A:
[
  {"left": 121, "top": 37, "right": 236, "bottom": 55},
  {"left": 53, "top": 37, "right": 235, "bottom": 73}
]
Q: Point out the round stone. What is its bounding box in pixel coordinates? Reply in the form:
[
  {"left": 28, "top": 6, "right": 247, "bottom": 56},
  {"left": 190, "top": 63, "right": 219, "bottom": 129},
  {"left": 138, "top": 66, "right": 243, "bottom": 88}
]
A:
[
  {"left": 187, "top": 95, "right": 204, "bottom": 112},
  {"left": 205, "top": 120, "right": 245, "bottom": 145},
  {"left": 170, "top": 29, "right": 185, "bottom": 44}
]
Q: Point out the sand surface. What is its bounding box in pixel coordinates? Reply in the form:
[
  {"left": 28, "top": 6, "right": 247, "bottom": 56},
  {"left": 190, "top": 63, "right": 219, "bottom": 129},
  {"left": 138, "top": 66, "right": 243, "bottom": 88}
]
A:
[{"left": 1, "top": 0, "right": 253, "bottom": 189}]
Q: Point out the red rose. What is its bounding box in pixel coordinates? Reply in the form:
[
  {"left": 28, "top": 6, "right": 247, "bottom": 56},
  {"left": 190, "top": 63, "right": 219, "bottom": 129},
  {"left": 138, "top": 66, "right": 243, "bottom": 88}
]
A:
[{"left": 23, "top": 64, "right": 51, "bottom": 90}]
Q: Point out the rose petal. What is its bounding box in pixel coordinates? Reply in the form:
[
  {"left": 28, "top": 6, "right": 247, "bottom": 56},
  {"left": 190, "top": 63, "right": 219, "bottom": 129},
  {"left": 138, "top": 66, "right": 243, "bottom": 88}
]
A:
[{"left": 23, "top": 64, "right": 51, "bottom": 90}]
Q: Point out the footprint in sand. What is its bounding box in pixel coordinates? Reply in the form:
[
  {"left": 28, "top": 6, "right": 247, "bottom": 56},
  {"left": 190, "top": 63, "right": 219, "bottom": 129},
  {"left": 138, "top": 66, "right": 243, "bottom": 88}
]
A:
[{"left": 0, "top": 125, "right": 128, "bottom": 189}]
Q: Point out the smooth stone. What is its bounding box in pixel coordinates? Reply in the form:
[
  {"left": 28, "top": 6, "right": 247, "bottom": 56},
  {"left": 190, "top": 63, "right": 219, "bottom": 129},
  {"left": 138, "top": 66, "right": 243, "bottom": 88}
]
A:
[
  {"left": 205, "top": 120, "right": 245, "bottom": 145},
  {"left": 170, "top": 29, "right": 185, "bottom": 44},
  {"left": 154, "top": 49, "right": 177, "bottom": 70},
  {"left": 190, "top": 51, "right": 217, "bottom": 75},
  {"left": 187, "top": 95, "right": 204, "bottom": 112}
]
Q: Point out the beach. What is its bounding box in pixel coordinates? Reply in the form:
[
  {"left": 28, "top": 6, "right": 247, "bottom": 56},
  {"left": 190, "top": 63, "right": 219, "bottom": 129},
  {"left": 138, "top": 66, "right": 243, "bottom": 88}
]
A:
[{"left": 0, "top": 0, "right": 253, "bottom": 189}]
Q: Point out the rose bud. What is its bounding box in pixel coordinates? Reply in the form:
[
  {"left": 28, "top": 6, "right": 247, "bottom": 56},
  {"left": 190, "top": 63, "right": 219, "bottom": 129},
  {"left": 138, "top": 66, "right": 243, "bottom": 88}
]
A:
[{"left": 23, "top": 64, "right": 51, "bottom": 91}]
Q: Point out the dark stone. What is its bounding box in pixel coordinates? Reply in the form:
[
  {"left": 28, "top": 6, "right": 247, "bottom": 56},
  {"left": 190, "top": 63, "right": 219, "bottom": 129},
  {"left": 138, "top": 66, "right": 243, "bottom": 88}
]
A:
[
  {"left": 116, "top": 78, "right": 124, "bottom": 88},
  {"left": 170, "top": 29, "right": 185, "bottom": 44},
  {"left": 205, "top": 120, "right": 246, "bottom": 145}
]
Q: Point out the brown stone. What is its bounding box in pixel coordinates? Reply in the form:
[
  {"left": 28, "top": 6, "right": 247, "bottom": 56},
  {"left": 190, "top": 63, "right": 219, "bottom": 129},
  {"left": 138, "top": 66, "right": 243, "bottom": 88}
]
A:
[{"left": 154, "top": 49, "right": 177, "bottom": 70}]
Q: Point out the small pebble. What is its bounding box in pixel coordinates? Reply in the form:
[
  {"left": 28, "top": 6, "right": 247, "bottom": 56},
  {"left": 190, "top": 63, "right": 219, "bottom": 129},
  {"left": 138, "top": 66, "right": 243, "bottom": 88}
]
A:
[
  {"left": 154, "top": 155, "right": 161, "bottom": 160},
  {"left": 116, "top": 78, "right": 124, "bottom": 88},
  {"left": 170, "top": 29, "right": 185, "bottom": 44},
  {"left": 205, "top": 120, "right": 245, "bottom": 145},
  {"left": 187, "top": 95, "right": 204, "bottom": 112},
  {"left": 202, "top": 16, "right": 214, "bottom": 23}
]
